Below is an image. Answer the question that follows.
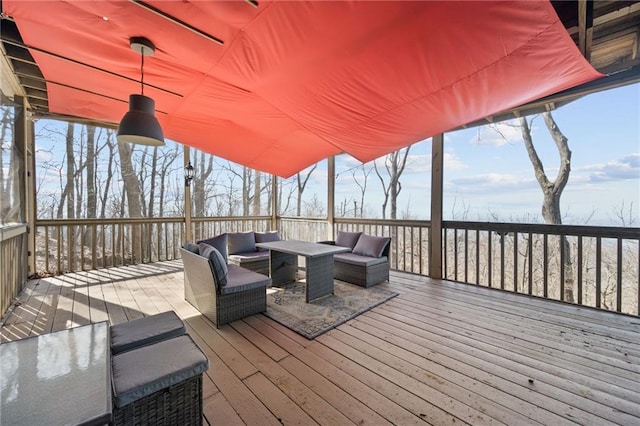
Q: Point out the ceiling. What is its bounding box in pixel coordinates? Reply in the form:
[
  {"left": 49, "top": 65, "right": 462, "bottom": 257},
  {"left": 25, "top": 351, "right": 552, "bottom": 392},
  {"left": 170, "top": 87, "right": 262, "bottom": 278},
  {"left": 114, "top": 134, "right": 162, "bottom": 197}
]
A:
[{"left": 1, "top": 1, "right": 638, "bottom": 177}]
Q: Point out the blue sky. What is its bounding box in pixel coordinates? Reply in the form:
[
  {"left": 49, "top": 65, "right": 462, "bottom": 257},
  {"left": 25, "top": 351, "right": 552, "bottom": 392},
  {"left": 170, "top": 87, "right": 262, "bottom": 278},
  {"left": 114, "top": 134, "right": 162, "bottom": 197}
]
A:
[{"left": 323, "top": 83, "right": 640, "bottom": 225}]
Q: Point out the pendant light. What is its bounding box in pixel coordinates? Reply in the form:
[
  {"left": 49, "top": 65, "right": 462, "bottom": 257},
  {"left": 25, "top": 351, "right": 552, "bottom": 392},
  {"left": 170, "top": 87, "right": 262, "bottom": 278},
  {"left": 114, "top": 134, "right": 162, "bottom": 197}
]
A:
[{"left": 117, "top": 37, "right": 165, "bottom": 146}]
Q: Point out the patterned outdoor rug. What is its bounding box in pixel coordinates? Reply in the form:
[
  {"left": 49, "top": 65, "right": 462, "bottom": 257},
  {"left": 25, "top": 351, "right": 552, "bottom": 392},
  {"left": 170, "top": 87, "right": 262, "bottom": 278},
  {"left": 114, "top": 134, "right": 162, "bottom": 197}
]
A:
[{"left": 263, "top": 280, "right": 398, "bottom": 339}]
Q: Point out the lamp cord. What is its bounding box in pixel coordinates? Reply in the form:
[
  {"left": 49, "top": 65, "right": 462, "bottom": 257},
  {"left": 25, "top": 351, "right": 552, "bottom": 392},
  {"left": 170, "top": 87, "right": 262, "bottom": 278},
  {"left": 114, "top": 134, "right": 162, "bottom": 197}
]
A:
[{"left": 140, "top": 48, "right": 145, "bottom": 95}]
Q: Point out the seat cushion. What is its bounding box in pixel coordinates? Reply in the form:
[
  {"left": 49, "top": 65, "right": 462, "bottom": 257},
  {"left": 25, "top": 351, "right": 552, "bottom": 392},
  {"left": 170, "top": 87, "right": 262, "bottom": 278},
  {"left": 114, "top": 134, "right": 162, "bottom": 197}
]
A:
[
  {"left": 111, "top": 311, "right": 186, "bottom": 355},
  {"left": 228, "top": 251, "right": 270, "bottom": 262},
  {"left": 220, "top": 265, "right": 271, "bottom": 294},
  {"left": 334, "top": 253, "right": 388, "bottom": 267},
  {"left": 199, "top": 243, "right": 228, "bottom": 286},
  {"left": 255, "top": 231, "right": 280, "bottom": 251},
  {"left": 352, "top": 234, "right": 391, "bottom": 258},
  {"left": 335, "top": 231, "right": 362, "bottom": 249},
  {"left": 197, "top": 233, "right": 228, "bottom": 261},
  {"left": 228, "top": 231, "right": 256, "bottom": 255},
  {"left": 111, "top": 334, "right": 209, "bottom": 408}
]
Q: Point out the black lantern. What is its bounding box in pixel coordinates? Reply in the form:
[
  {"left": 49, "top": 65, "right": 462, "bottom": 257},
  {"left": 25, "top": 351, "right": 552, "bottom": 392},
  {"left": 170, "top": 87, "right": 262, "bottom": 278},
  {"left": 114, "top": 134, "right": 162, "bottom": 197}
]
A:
[{"left": 185, "top": 161, "right": 194, "bottom": 187}]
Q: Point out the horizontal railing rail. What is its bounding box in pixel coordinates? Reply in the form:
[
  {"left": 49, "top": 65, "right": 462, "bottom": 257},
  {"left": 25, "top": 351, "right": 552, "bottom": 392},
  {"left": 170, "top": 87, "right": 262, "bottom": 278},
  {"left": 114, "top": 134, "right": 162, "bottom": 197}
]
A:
[{"left": 442, "top": 221, "right": 640, "bottom": 316}]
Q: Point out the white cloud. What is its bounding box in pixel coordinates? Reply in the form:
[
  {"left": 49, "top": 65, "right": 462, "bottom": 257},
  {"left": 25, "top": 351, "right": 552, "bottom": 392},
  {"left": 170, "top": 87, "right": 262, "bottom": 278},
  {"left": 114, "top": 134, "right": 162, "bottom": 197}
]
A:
[
  {"left": 574, "top": 153, "right": 640, "bottom": 183},
  {"left": 449, "top": 172, "right": 537, "bottom": 193}
]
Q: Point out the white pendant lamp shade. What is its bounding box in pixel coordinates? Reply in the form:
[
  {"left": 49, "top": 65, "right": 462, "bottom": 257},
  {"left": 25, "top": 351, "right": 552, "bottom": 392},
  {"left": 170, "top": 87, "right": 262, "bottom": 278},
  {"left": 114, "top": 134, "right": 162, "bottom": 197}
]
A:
[{"left": 117, "top": 94, "right": 164, "bottom": 146}]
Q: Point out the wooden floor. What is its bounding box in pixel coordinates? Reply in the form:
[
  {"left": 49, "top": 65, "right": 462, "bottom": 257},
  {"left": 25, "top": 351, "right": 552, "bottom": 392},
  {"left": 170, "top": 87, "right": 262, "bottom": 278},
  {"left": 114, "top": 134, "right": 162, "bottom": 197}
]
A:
[{"left": 2, "top": 261, "right": 640, "bottom": 425}]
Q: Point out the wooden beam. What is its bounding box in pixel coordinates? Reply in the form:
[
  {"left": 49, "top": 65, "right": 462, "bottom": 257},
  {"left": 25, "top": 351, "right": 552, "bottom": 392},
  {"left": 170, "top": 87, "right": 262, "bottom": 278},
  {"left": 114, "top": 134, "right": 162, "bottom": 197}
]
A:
[
  {"left": 184, "top": 146, "right": 192, "bottom": 242},
  {"left": 327, "top": 156, "right": 335, "bottom": 240},
  {"left": 271, "top": 174, "right": 278, "bottom": 231},
  {"left": 429, "top": 134, "right": 444, "bottom": 279},
  {"left": 578, "top": 0, "right": 594, "bottom": 61}
]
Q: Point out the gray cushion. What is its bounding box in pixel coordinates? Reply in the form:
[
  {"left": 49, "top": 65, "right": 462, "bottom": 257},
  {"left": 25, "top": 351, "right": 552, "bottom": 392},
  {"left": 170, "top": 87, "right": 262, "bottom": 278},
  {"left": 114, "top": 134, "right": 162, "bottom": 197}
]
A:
[
  {"left": 111, "top": 311, "right": 186, "bottom": 355},
  {"left": 228, "top": 251, "right": 270, "bottom": 262},
  {"left": 254, "top": 231, "right": 280, "bottom": 251},
  {"left": 228, "top": 231, "right": 256, "bottom": 255},
  {"left": 111, "top": 335, "right": 209, "bottom": 408},
  {"left": 220, "top": 265, "right": 271, "bottom": 295},
  {"left": 335, "top": 231, "right": 362, "bottom": 249},
  {"left": 197, "top": 233, "right": 228, "bottom": 261},
  {"left": 334, "top": 252, "right": 388, "bottom": 267},
  {"left": 199, "top": 243, "right": 228, "bottom": 286},
  {"left": 182, "top": 241, "right": 200, "bottom": 254},
  {"left": 352, "top": 234, "right": 390, "bottom": 258}
]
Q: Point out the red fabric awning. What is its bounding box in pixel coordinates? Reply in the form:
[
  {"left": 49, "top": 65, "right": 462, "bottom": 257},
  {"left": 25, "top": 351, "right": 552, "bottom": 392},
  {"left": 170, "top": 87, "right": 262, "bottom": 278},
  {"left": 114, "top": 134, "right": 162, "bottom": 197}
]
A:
[{"left": 3, "top": 1, "right": 601, "bottom": 177}]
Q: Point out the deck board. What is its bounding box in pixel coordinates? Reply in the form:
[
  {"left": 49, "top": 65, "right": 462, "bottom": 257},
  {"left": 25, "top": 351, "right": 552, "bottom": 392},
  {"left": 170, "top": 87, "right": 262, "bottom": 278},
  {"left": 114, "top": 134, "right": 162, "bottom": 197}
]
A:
[{"left": 1, "top": 261, "right": 639, "bottom": 425}]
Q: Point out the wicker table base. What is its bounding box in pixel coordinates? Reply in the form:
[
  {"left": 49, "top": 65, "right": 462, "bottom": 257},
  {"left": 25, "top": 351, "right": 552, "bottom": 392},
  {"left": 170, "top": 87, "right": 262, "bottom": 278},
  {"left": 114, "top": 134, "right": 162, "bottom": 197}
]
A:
[{"left": 256, "top": 240, "right": 350, "bottom": 302}]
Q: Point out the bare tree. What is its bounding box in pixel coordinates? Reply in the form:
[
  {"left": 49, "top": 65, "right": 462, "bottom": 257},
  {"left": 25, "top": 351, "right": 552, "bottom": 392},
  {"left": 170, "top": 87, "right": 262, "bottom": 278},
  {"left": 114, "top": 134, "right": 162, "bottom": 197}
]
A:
[
  {"left": 296, "top": 164, "right": 317, "bottom": 216},
  {"left": 350, "top": 164, "right": 372, "bottom": 218},
  {"left": 373, "top": 146, "right": 410, "bottom": 219},
  {"left": 117, "top": 140, "right": 144, "bottom": 262},
  {"left": 519, "top": 112, "right": 575, "bottom": 302}
]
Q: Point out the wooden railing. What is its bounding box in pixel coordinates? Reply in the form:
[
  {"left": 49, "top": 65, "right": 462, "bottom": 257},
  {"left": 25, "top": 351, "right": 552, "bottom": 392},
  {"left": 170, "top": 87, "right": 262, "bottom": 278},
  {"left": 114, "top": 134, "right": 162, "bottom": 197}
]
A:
[
  {"left": 31, "top": 216, "right": 639, "bottom": 316},
  {"left": 278, "top": 217, "right": 328, "bottom": 242},
  {"left": 35, "top": 218, "right": 185, "bottom": 274},
  {"left": 442, "top": 221, "right": 640, "bottom": 316},
  {"left": 34, "top": 216, "right": 273, "bottom": 275},
  {"left": 0, "top": 224, "right": 28, "bottom": 316}
]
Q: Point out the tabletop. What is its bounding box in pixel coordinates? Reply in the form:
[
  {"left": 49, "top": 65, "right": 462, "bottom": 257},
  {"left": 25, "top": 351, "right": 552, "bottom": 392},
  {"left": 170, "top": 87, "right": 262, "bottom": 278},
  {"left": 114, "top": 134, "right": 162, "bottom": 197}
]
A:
[
  {"left": 256, "top": 240, "right": 350, "bottom": 258},
  {"left": 0, "top": 321, "right": 112, "bottom": 426}
]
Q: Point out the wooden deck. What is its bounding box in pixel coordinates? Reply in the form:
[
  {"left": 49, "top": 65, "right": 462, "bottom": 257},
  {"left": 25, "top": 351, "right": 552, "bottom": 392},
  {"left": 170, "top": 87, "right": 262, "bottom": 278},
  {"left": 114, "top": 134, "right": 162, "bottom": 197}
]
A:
[{"left": 2, "top": 261, "right": 639, "bottom": 425}]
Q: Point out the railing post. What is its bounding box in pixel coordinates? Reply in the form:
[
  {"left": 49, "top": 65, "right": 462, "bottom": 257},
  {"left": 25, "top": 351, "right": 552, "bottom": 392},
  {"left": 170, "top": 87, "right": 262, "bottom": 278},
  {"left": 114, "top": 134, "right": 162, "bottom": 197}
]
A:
[
  {"left": 184, "top": 146, "right": 192, "bottom": 242},
  {"left": 429, "top": 134, "right": 444, "bottom": 279},
  {"left": 271, "top": 174, "right": 278, "bottom": 230},
  {"left": 327, "top": 156, "right": 335, "bottom": 240}
]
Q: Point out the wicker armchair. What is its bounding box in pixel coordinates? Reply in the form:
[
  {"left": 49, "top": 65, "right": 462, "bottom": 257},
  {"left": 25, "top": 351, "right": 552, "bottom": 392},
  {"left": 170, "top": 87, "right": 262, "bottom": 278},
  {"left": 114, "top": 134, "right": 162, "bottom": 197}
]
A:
[{"left": 181, "top": 248, "right": 270, "bottom": 327}]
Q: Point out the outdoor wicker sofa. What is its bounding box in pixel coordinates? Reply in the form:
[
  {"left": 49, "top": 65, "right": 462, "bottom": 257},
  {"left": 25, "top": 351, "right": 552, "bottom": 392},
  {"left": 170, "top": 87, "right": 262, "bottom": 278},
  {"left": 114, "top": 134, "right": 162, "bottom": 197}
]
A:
[
  {"left": 198, "top": 231, "right": 280, "bottom": 275},
  {"left": 320, "top": 231, "right": 391, "bottom": 288},
  {"left": 181, "top": 243, "right": 271, "bottom": 327}
]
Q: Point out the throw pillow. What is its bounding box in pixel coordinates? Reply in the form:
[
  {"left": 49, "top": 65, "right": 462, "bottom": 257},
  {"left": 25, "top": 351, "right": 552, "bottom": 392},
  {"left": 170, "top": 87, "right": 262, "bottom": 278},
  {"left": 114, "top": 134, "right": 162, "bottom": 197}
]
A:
[
  {"left": 352, "top": 234, "right": 390, "bottom": 258},
  {"left": 182, "top": 241, "right": 200, "bottom": 254},
  {"left": 335, "top": 231, "right": 362, "bottom": 250},
  {"left": 198, "top": 243, "right": 228, "bottom": 287},
  {"left": 227, "top": 231, "right": 256, "bottom": 255},
  {"left": 255, "top": 231, "right": 280, "bottom": 251},
  {"left": 198, "top": 233, "right": 228, "bottom": 261}
]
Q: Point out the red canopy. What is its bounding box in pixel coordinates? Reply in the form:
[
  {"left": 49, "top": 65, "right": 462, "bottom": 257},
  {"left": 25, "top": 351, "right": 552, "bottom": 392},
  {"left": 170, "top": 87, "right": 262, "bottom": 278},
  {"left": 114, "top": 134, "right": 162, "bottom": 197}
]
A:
[{"left": 4, "top": 1, "right": 601, "bottom": 177}]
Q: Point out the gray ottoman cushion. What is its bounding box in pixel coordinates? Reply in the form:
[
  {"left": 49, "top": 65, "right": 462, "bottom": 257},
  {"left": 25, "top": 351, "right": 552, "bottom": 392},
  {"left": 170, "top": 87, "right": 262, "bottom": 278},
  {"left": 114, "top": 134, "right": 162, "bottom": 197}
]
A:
[
  {"left": 111, "top": 311, "right": 186, "bottom": 355},
  {"left": 111, "top": 334, "right": 209, "bottom": 408}
]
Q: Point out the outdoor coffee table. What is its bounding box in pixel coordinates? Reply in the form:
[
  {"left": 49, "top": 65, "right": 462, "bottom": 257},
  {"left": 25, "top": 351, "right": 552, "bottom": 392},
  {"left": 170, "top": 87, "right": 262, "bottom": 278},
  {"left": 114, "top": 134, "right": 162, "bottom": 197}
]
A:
[
  {"left": 256, "top": 240, "right": 350, "bottom": 302},
  {"left": 0, "top": 322, "right": 112, "bottom": 426}
]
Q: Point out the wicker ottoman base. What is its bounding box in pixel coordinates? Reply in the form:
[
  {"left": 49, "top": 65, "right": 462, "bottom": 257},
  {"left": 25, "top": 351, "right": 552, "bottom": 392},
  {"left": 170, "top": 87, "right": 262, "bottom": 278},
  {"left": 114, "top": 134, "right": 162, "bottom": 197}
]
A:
[{"left": 112, "top": 374, "right": 203, "bottom": 426}]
